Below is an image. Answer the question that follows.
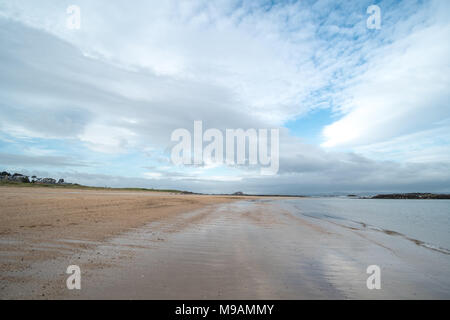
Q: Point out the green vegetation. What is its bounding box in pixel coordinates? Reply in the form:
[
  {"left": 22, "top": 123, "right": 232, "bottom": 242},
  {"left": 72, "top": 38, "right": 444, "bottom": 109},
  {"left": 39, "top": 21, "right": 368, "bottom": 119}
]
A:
[{"left": 0, "top": 180, "right": 190, "bottom": 194}]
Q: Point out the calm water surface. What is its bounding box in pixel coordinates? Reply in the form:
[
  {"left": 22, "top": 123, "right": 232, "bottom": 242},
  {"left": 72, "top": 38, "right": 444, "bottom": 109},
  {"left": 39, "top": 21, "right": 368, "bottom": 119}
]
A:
[{"left": 281, "top": 198, "right": 450, "bottom": 252}]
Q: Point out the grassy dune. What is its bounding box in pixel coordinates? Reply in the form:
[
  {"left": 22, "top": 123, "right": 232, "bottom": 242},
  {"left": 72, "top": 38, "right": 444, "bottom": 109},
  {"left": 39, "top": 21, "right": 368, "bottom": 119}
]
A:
[{"left": 0, "top": 180, "right": 189, "bottom": 194}]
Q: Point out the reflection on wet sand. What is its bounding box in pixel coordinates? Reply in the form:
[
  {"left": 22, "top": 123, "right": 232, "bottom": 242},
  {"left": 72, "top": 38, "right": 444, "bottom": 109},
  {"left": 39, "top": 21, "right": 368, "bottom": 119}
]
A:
[{"left": 2, "top": 197, "right": 450, "bottom": 299}]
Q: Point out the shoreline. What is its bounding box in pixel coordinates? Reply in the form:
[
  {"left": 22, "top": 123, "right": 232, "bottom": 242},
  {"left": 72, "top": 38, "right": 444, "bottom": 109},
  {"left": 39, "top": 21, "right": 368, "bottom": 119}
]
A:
[{"left": 1, "top": 187, "right": 449, "bottom": 299}]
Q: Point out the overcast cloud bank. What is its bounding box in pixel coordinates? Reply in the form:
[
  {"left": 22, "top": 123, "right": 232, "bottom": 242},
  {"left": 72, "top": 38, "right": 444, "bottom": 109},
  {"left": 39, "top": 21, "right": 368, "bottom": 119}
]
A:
[{"left": 0, "top": 0, "right": 449, "bottom": 194}]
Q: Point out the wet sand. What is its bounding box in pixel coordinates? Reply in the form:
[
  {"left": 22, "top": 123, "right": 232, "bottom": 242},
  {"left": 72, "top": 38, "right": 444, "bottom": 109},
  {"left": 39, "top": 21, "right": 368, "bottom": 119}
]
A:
[{"left": 1, "top": 187, "right": 449, "bottom": 299}]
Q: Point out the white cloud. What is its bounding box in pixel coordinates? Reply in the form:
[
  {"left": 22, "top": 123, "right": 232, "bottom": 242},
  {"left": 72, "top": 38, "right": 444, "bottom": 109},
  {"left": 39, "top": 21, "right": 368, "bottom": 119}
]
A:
[
  {"left": 0, "top": 0, "right": 330, "bottom": 125},
  {"left": 0, "top": 0, "right": 449, "bottom": 193},
  {"left": 78, "top": 123, "right": 137, "bottom": 154},
  {"left": 144, "top": 172, "right": 163, "bottom": 179},
  {"left": 322, "top": 2, "right": 450, "bottom": 149},
  {"left": 354, "top": 126, "right": 450, "bottom": 163}
]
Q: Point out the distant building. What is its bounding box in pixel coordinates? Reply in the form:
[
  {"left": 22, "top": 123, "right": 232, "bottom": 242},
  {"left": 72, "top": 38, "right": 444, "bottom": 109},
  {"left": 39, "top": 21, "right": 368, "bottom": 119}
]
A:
[
  {"left": 41, "top": 178, "right": 57, "bottom": 184},
  {"left": 1, "top": 170, "right": 68, "bottom": 185}
]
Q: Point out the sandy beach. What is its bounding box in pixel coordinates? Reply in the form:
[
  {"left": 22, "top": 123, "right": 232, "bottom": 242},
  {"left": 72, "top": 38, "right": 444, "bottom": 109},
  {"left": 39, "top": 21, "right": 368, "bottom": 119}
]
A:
[{"left": 1, "top": 187, "right": 449, "bottom": 299}]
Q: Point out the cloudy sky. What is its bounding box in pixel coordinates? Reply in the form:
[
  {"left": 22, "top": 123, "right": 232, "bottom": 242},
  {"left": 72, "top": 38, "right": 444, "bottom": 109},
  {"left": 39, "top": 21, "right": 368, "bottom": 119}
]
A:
[{"left": 0, "top": 0, "right": 449, "bottom": 194}]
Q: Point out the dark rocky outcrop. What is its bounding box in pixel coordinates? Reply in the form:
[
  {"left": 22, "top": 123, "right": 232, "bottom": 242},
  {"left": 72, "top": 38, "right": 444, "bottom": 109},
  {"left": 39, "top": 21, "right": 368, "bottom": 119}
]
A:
[{"left": 372, "top": 193, "right": 450, "bottom": 199}]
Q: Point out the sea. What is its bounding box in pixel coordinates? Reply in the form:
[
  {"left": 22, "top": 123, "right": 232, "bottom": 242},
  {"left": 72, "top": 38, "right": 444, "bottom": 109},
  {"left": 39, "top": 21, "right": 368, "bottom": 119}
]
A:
[{"left": 281, "top": 197, "right": 450, "bottom": 254}]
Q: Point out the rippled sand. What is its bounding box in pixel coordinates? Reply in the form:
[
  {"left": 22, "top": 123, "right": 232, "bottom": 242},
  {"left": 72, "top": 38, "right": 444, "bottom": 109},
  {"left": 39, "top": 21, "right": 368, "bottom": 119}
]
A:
[{"left": 1, "top": 187, "right": 449, "bottom": 299}]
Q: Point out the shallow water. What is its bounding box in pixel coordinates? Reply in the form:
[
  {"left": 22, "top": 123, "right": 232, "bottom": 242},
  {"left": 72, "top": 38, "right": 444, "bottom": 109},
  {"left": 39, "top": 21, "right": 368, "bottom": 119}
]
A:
[
  {"left": 281, "top": 198, "right": 450, "bottom": 253},
  {"left": 56, "top": 200, "right": 450, "bottom": 299}
]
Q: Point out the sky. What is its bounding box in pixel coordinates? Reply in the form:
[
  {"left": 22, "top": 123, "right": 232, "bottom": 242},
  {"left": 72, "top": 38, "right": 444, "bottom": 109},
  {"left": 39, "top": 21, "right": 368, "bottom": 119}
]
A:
[{"left": 0, "top": 0, "right": 449, "bottom": 194}]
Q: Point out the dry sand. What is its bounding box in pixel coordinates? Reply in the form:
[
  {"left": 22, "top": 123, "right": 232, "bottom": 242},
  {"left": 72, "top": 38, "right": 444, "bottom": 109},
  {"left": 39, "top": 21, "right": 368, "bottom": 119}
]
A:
[
  {"left": 0, "top": 186, "right": 239, "bottom": 298},
  {"left": 1, "top": 186, "right": 449, "bottom": 299}
]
